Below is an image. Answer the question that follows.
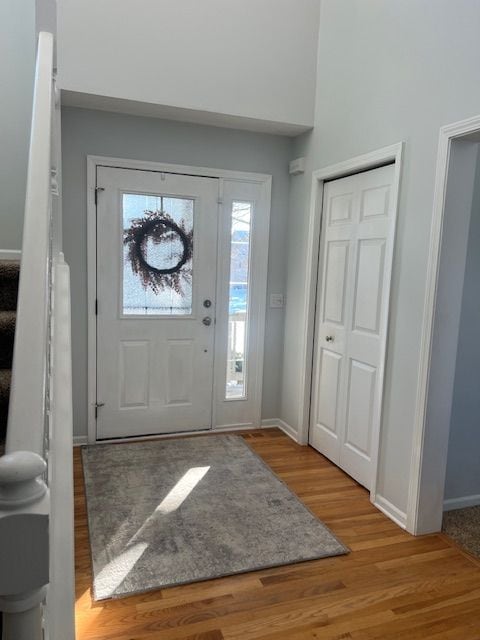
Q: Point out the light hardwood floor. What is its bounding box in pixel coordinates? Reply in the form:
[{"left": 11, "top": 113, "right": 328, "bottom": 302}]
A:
[{"left": 74, "top": 428, "right": 480, "bottom": 640}]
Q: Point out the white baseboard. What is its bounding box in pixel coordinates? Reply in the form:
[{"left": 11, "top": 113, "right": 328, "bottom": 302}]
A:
[
  {"left": 260, "top": 418, "right": 280, "bottom": 428},
  {"left": 261, "top": 418, "right": 300, "bottom": 443},
  {"left": 443, "top": 494, "right": 480, "bottom": 511},
  {"left": 373, "top": 493, "right": 407, "bottom": 529},
  {"left": 0, "top": 249, "right": 21, "bottom": 261},
  {"left": 77, "top": 421, "right": 300, "bottom": 447},
  {"left": 212, "top": 423, "right": 256, "bottom": 433},
  {"left": 77, "top": 424, "right": 266, "bottom": 446}
]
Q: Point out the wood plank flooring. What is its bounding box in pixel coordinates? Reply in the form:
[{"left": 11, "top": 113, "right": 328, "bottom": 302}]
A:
[{"left": 74, "top": 428, "right": 480, "bottom": 639}]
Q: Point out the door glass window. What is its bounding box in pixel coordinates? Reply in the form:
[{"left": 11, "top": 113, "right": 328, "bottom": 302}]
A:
[
  {"left": 122, "top": 193, "right": 194, "bottom": 315},
  {"left": 226, "top": 201, "right": 252, "bottom": 399}
]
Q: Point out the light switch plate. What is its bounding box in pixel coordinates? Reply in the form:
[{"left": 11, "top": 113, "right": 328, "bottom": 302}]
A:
[{"left": 270, "top": 293, "right": 285, "bottom": 308}]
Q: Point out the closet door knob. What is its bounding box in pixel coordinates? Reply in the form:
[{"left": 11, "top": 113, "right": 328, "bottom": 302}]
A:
[{"left": 325, "top": 335, "right": 334, "bottom": 342}]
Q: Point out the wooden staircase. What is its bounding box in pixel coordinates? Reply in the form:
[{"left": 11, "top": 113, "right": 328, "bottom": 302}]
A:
[{"left": 0, "top": 260, "right": 19, "bottom": 451}]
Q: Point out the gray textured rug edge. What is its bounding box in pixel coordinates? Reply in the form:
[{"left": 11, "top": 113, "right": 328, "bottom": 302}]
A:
[
  {"left": 238, "top": 435, "right": 349, "bottom": 557},
  {"left": 96, "top": 545, "right": 348, "bottom": 602},
  {"left": 82, "top": 434, "right": 349, "bottom": 601}
]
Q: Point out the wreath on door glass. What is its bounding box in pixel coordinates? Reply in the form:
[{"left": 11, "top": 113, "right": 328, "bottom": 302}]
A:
[{"left": 123, "top": 210, "right": 193, "bottom": 295}]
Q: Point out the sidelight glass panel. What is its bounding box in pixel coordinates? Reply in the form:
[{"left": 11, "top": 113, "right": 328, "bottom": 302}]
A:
[
  {"left": 226, "top": 201, "right": 252, "bottom": 399},
  {"left": 122, "top": 193, "right": 194, "bottom": 315}
]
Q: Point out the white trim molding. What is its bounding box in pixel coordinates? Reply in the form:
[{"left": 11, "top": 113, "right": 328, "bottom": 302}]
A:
[
  {"left": 86, "top": 155, "right": 271, "bottom": 444},
  {"left": 77, "top": 424, "right": 271, "bottom": 447},
  {"left": 78, "top": 422, "right": 296, "bottom": 446},
  {"left": 408, "top": 113, "right": 480, "bottom": 535},
  {"left": 295, "top": 143, "right": 404, "bottom": 510},
  {"left": 444, "top": 494, "right": 480, "bottom": 511},
  {"left": 261, "top": 418, "right": 300, "bottom": 443},
  {"left": 0, "top": 250, "right": 21, "bottom": 261},
  {"left": 374, "top": 495, "right": 407, "bottom": 530},
  {"left": 260, "top": 418, "right": 281, "bottom": 428},
  {"left": 87, "top": 155, "right": 272, "bottom": 184}
]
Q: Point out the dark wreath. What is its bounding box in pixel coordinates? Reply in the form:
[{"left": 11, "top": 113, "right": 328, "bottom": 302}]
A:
[{"left": 124, "top": 210, "right": 193, "bottom": 295}]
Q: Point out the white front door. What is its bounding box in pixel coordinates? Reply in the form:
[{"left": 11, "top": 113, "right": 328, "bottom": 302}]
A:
[
  {"left": 96, "top": 167, "right": 219, "bottom": 439},
  {"left": 309, "top": 164, "right": 397, "bottom": 489}
]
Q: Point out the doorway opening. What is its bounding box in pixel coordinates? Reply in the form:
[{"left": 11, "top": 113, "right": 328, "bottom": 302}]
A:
[
  {"left": 411, "top": 118, "right": 480, "bottom": 538},
  {"left": 86, "top": 157, "right": 271, "bottom": 443}
]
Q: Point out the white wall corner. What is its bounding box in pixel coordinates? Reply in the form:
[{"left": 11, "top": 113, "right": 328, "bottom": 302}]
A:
[
  {"left": 374, "top": 494, "right": 408, "bottom": 530},
  {"left": 261, "top": 418, "right": 301, "bottom": 444}
]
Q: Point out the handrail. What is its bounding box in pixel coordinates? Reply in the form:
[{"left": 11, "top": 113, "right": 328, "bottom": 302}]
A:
[
  {"left": 6, "top": 31, "right": 54, "bottom": 456},
  {"left": 0, "top": 30, "right": 74, "bottom": 640}
]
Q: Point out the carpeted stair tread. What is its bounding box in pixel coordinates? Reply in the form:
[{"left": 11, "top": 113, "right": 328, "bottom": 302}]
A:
[
  {"left": 0, "top": 370, "right": 12, "bottom": 408},
  {"left": 0, "top": 310, "right": 16, "bottom": 369},
  {"left": 0, "top": 260, "right": 20, "bottom": 311}
]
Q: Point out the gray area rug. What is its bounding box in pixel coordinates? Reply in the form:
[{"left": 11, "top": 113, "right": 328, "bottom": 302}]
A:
[
  {"left": 443, "top": 506, "right": 480, "bottom": 559},
  {"left": 82, "top": 434, "right": 348, "bottom": 600}
]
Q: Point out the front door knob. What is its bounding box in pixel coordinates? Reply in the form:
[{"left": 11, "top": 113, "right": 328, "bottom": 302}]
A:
[{"left": 202, "top": 316, "right": 212, "bottom": 326}]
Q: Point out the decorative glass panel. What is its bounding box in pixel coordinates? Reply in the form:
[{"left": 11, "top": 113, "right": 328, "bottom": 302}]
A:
[
  {"left": 123, "top": 193, "right": 194, "bottom": 315},
  {"left": 226, "top": 201, "right": 252, "bottom": 399}
]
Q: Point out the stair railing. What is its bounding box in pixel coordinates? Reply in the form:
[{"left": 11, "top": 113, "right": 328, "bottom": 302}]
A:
[{"left": 0, "top": 30, "right": 74, "bottom": 640}]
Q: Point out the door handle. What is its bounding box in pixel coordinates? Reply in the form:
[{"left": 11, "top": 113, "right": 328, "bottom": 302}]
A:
[
  {"left": 202, "top": 316, "right": 212, "bottom": 326},
  {"left": 325, "top": 335, "right": 334, "bottom": 342}
]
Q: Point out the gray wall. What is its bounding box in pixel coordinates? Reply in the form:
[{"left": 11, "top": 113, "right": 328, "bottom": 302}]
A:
[
  {"left": 0, "top": 0, "right": 35, "bottom": 249},
  {"left": 281, "top": 0, "right": 480, "bottom": 517},
  {"left": 61, "top": 106, "right": 292, "bottom": 437},
  {"left": 445, "top": 148, "right": 480, "bottom": 502}
]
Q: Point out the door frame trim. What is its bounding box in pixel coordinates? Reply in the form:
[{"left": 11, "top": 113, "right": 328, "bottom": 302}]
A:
[
  {"left": 86, "top": 155, "right": 272, "bottom": 444},
  {"left": 296, "top": 143, "right": 404, "bottom": 504},
  {"left": 407, "top": 114, "right": 480, "bottom": 534}
]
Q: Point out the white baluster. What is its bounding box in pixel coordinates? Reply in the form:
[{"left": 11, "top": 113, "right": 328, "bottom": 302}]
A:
[{"left": 0, "top": 451, "right": 50, "bottom": 640}]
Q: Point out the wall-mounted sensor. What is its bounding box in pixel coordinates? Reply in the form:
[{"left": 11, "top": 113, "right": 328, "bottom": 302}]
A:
[{"left": 289, "top": 157, "right": 305, "bottom": 175}]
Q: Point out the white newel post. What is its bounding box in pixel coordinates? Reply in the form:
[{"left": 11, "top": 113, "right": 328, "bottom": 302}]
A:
[{"left": 0, "top": 451, "right": 50, "bottom": 640}]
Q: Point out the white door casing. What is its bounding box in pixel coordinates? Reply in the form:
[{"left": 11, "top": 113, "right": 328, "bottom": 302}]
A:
[
  {"left": 88, "top": 158, "right": 272, "bottom": 442},
  {"left": 96, "top": 167, "right": 219, "bottom": 438},
  {"left": 309, "top": 164, "right": 397, "bottom": 490}
]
